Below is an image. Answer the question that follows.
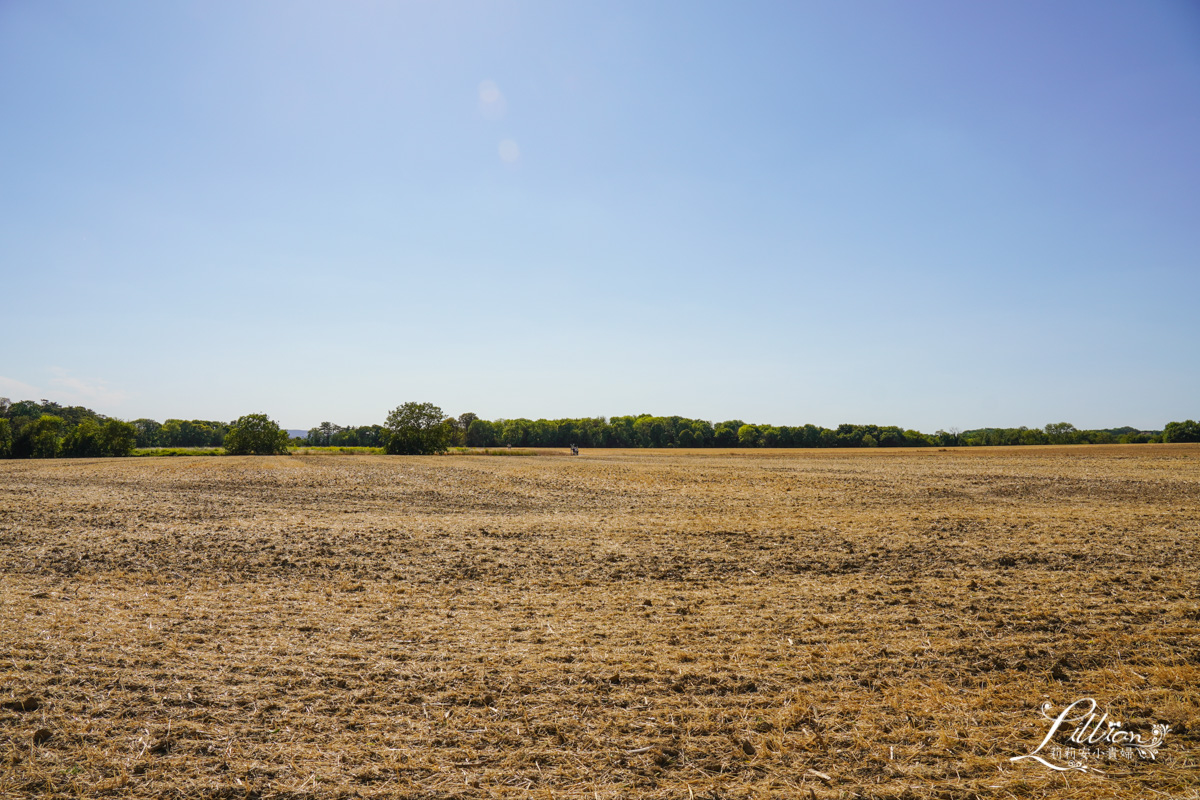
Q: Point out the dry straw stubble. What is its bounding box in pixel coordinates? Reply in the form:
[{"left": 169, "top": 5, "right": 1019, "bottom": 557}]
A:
[{"left": 1, "top": 445, "right": 1198, "bottom": 798}]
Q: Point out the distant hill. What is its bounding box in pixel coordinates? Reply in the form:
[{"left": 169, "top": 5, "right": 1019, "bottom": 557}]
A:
[{"left": 287, "top": 429, "right": 308, "bottom": 439}]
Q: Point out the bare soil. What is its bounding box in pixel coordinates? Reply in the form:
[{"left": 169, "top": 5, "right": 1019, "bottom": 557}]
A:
[{"left": 1, "top": 446, "right": 1198, "bottom": 798}]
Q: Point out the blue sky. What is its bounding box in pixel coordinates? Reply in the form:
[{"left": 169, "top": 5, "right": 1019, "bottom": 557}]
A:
[{"left": 2, "top": 1, "right": 1198, "bottom": 432}]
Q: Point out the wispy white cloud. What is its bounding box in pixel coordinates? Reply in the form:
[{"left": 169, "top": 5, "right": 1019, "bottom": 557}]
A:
[
  {"left": 0, "top": 375, "right": 41, "bottom": 401},
  {"left": 47, "top": 367, "right": 128, "bottom": 408}
]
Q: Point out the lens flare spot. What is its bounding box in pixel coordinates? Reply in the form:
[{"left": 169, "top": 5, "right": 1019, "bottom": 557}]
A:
[
  {"left": 478, "top": 80, "right": 501, "bottom": 104},
  {"left": 478, "top": 79, "right": 506, "bottom": 119},
  {"left": 498, "top": 139, "right": 520, "bottom": 163}
]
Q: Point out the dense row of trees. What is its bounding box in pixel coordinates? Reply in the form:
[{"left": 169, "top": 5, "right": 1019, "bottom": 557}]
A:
[
  {"left": 0, "top": 399, "right": 136, "bottom": 458},
  {"left": 130, "top": 418, "right": 229, "bottom": 448},
  {"left": 2, "top": 396, "right": 1194, "bottom": 459},
  {"left": 0, "top": 401, "right": 293, "bottom": 459},
  {"left": 301, "top": 411, "right": 1177, "bottom": 450},
  {"left": 457, "top": 416, "right": 938, "bottom": 449},
  {"left": 309, "top": 404, "right": 457, "bottom": 454},
  {"left": 456, "top": 417, "right": 1169, "bottom": 449},
  {"left": 304, "top": 422, "right": 388, "bottom": 447},
  {"left": 955, "top": 423, "right": 1165, "bottom": 447}
]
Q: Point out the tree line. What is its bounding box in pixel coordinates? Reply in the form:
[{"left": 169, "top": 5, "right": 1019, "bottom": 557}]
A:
[
  {"left": 312, "top": 410, "right": 1191, "bottom": 450},
  {"left": 2, "top": 396, "right": 1197, "bottom": 459},
  {"left": 0, "top": 399, "right": 288, "bottom": 459},
  {"left": 0, "top": 399, "right": 138, "bottom": 458}
]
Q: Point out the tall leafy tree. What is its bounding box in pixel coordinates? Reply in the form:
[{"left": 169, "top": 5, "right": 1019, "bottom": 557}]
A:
[
  {"left": 384, "top": 402, "right": 450, "bottom": 455},
  {"left": 713, "top": 422, "right": 740, "bottom": 447},
  {"left": 61, "top": 418, "right": 104, "bottom": 457},
  {"left": 132, "top": 419, "right": 163, "bottom": 448},
  {"left": 1164, "top": 420, "right": 1200, "bottom": 443},
  {"left": 224, "top": 414, "right": 289, "bottom": 455},
  {"left": 453, "top": 412, "right": 479, "bottom": 446},
  {"left": 30, "top": 415, "right": 65, "bottom": 458},
  {"left": 465, "top": 418, "right": 498, "bottom": 446},
  {"left": 1044, "top": 422, "right": 1079, "bottom": 444},
  {"left": 101, "top": 419, "right": 137, "bottom": 456},
  {"left": 737, "top": 424, "right": 761, "bottom": 447}
]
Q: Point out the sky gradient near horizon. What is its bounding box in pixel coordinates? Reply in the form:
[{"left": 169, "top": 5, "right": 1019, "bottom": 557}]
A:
[{"left": 2, "top": 1, "right": 1198, "bottom": 432}]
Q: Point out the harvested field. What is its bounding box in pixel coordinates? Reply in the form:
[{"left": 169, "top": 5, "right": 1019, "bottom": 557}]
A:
[{"left": 1, "top": 446, "right": 1198, "bottom": 799}]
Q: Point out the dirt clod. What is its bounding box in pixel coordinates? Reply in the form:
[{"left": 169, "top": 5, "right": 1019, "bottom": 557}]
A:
[{"left": 2, "top": 697, "right": 42, "bottom": 713}]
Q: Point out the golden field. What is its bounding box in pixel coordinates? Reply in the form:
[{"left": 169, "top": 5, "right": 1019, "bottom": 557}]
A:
[{"left": 1, "top": 446, "right": 1198, "bottom": 799}]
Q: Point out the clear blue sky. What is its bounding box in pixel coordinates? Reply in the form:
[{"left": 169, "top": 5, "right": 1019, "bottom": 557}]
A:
[{"left": 2, "top": 1, "right": 1198, "bottom": 432}]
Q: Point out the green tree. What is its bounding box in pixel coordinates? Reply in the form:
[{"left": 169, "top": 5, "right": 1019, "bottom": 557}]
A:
[
  {"left": 1044, "top": 422, "right": 1079, "bottom": 445},
  {"left": 30, "top": 415, "right": 65, "bottom": 458},
  {"left": 385, "top": 402, "right": 450, "bottom": 455},
  {"left": 737, "top": 424, "right": 760, "bottom": 447},
  {"left": 1163, "top": 419, "right": 1200, "bottom": 443},
  {"left": 454, "top": 412, "right": 479, "bottom": 446},
  {"left": 101, "top": 419, "right": 137, "bottom": 456},
  {"left": 690, "top": 421, "right": 713, "bottom": 446},
  {"left": 444, "top": 416, "right": 466, "bottom": 445},
  {"left": 500, "top": 418, "right": 532, "bottom": 447},
  {"left": 313, "top": 421, "right": 340, "bottom": 446},
  {"left": 1017, "top": 428, "right": 1044, "bottom": 445},
  {"left": 161, "top": 419, "right": 227, "bottom": 447},
  {"left": 835, "top": 424, "right": 865, "bottom": 447},
  {"left": 61, "top": 418, "right": 104, "bottom": 457},
  {"left": 935, "top": 429, "right": 958, "bottom": 447},
  {"left": 465, "top": 418, "right": 497, "bottom": 447},
  {"left": 556, "top": 419, "right": 580, "bottom": 447},
  {"left": 632, "top": 416, "right": 661, "bottom": 447},
  {"left": 132, "top": 419, "right": 163, "bottom": 448},
  {"left": 224, "top": 413, "right": 290, "bottom": 455},
  {"left": 878, "top": 427, "right": 902, "bottom": 447},
  {"left": 796, "top": 424, "right": 820, "bottom": 447},
  {"left": 330, "top": 426, "right": 361, "bottom": 446},
  {"left": 713, "top": 421, "right": 742, "bottom": 447},
  {"left": 0, "top": 418, "right": 12, "bottom": 458},
  {"left": 605, "top": 417, "right": 634, "bottom": 447}
]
